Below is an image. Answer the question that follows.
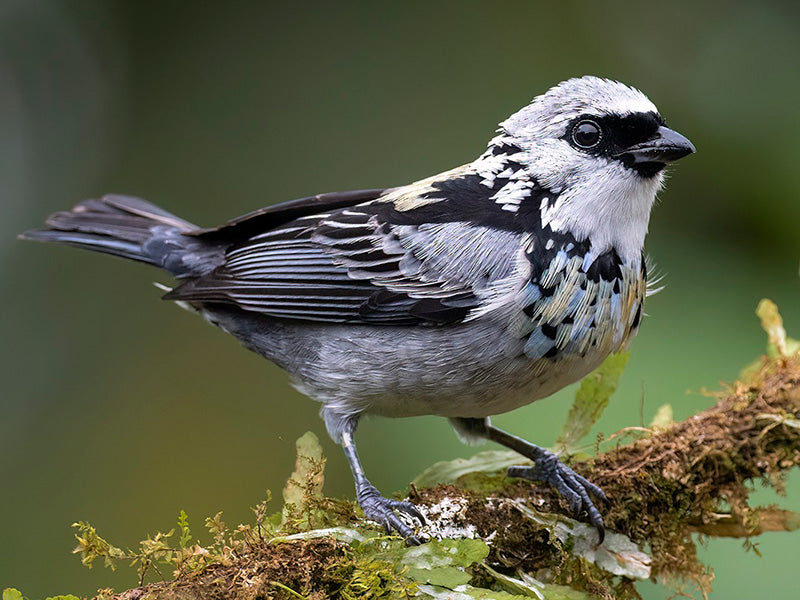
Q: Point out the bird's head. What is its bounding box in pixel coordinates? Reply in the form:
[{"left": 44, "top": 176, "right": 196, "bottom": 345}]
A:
[
  {"left": 501, "top": 76, "right": 695, "bottom": 183},
  {"left": 488, "top": 76, "right": 695, "bottom": 262}
]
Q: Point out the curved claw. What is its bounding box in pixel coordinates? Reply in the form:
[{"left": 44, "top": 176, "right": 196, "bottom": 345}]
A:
[
  {"left": 357, "top": 485, "right": 425, "bottom": 545},
  {"left": 508, "top": 453, "right": 607, "bottom": 545}
]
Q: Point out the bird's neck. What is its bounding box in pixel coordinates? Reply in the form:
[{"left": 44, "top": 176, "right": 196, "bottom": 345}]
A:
[
  {"left": 472, "top": 136, "right": 661, "bottom": 266},
  {"left": 537, "top": 168, "right": 661, "bottom": 266}
]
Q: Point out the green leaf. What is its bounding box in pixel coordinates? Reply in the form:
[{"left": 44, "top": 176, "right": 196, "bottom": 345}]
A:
[
  {"left": 757, "top": 299, "right": 800, "bottom": 357},
  {"left": 400, "top": 538, "right": 490, "bottom": 569},
  {"left": 392, "top": 538, "right": 490, "bottom": 588},
  {"left": 478, "top": 563, "right": 602, "bottom": 599},
  {"left": 481, "top": 564, "right": 546, "bottom": 598},
  {"left": 3, "top": 589, "right": 25, "bottom": 600},
  {"left": 413, "top": 450, "right": 521, "bottom": 488},
  {"left": 269, "top": 526, "right": 368, "bottom": 544},
  {"left": 407, "top": 565, "right": 471, "bottom": 587},
  {"left": 418, "top": 583, "right": 529, "bottom": 599},
  {"left": 281, "top": 431, "right": 325, "bottom": 526},
  {"left": 536, "top": 584, "right": 597, "bottom": 600},
  {"left": 177, "top": 509, "right": 192, "bottom": 549},
  {"left": 648, "top": 403, "right": 673, "bottom": 430},
  {"left": 505, "top": 499, "right": 651, "bottom": 579},
  {"left": 417, "top": 582, "right": 593, "bottom": 600},
  {"left": 71, "top": 521, "right": 126, "bottom": 570},
  {"left": 555, "top": 352, "right": 629, "bottom": 453}
]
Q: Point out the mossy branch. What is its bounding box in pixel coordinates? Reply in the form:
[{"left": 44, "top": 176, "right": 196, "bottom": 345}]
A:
[
  {"left": 70, "top": 355, "right": 799, "bottom": 600},
  {"left": 38, "top": 302, "right": 800, "bottom": 600}
]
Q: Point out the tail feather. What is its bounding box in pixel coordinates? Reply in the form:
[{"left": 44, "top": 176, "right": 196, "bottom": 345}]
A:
[
  {"left": 19, "top": 195, "right": 212, "bottom": 276},
  {"left": 20, "top": 229, "right": 152, "bottom": 263},
  {"left": 41, "top": 195, "right": 195, "bottom": 238},
  {"left": 98, "top": 195, "right": 196, "bottom": 230}
]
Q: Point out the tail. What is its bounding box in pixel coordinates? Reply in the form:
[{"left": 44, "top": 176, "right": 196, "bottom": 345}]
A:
[{"left": 20, "top": 195, "right": 217, "bottom": 278}]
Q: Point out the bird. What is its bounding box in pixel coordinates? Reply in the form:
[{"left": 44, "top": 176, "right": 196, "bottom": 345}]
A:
[{"left": 21, "top": 76, "right": 694, "bottom": 545}]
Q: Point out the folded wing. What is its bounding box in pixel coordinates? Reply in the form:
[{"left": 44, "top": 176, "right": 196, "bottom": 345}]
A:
[{"left": 166, "top": 180, "right": 521, "bottom": 326}]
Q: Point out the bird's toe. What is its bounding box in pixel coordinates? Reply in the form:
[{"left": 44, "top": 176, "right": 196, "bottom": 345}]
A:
[
  {"left": 357, "top": 486, "right": 424, "bottom": 543},
  {"left": 507, "top": 454, "right": 606, "bottom": 544}
]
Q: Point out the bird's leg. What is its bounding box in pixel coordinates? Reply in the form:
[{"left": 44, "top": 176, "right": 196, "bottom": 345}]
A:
[
  {"left": 452, "top": 417, "right": 607, "bottom": 543},
  {"left": 341, "top": 418, "right": 424, "bottom": 545}
]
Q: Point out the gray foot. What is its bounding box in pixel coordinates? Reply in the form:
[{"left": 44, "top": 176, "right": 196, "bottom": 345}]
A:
[
  {"left": 356, "top": 482, "right": 425, "bottom": 545},
  {"left": 508, "top": 451, "right": 607, "bottom": 543}
]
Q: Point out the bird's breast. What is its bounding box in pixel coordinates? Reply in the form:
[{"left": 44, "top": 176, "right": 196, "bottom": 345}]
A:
[{"left": 514, "top": 237, "right": 647, "bottom": 364}]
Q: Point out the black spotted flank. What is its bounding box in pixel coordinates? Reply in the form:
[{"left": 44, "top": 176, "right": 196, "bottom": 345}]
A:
[
  {"left": 585, "top": 248, "right": 623, "bottom": 282},
  {"left": 541, "top": 323, "right": 557, "bottom": 339},
  {"left": 525, "top": 228, "right": 590, "bottom": 282},
  {"left": 631, "top": 302, "right": 642, "bottom": 329}
]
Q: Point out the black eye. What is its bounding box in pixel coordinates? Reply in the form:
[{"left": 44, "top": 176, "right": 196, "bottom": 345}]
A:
[{"left": 571, "top": 120, "right": 602, "bottom": 149}]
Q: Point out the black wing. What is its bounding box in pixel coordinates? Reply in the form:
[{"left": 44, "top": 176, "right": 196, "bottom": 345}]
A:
[
  {"left": 166, "top": 171, "right": 520, "bottom": 326},
  {"left": 189, "top": 188, "right": 391, "bottom": 241}
]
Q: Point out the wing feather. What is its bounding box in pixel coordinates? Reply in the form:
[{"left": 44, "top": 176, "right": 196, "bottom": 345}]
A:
[{"left": 167, "top": 177, "right": 523, "bottom": 325}]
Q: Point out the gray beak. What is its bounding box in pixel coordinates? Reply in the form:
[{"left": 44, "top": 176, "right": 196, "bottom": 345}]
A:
[{"left": 620, "top": 126, "right": 696, "bottom": 165}]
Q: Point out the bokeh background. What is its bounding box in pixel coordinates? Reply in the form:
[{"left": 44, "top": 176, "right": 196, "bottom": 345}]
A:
[{"left": 2, "top": 1, "right": 799, "bottom": 598}]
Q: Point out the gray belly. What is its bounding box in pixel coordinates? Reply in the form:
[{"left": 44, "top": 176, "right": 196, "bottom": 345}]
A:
[{"left": 202, "top": 306, "right": 611, "bottom": 422}]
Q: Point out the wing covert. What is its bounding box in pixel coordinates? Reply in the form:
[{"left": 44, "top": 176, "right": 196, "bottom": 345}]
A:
[
  {"left": 166, "top": 206, "right": 487, "bottom": 325},
  {"left": 167, "top": 170, "right": 526, "bottom": 325}
]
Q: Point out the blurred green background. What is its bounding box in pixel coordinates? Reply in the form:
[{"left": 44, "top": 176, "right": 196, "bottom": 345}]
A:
[{"left": 2, "top": 1, "right": 799, "bottom": 598}]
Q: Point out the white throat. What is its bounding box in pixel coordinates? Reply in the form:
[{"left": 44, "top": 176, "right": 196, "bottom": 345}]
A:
[{"left": 541, "top": 163, "right": 663, "bottom": 264}]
